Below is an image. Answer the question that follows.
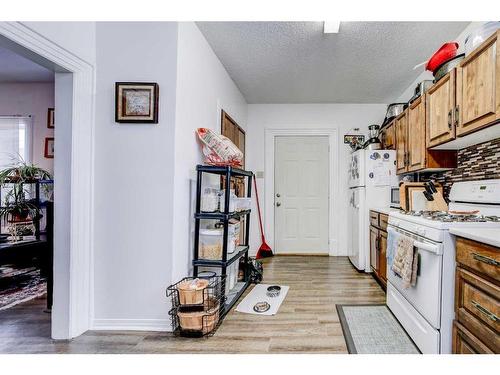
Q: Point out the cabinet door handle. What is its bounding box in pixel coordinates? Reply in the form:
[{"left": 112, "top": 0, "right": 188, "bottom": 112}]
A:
[
  {"left": 455, "top": 105, "right": 460, "bottom": 127},
  {"left": 471, "top": 300, "right": 499, "bottom": 322},
  {"left": 448, "top": 109, "right": 453, "bottom": 130},
  {"left": 472, "top": 253, "right": 499, "bottom": 267}
]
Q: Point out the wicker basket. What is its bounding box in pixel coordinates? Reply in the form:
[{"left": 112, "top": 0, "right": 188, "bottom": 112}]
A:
[
  {"left": 177, "top": 298, "right": 220, "bottom": 334},
  {"left": 177, "top": 279, "right": 209, "bottom": 305}
]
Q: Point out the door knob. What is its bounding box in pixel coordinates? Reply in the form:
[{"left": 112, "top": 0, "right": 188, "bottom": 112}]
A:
[
  {"left": 276, "top": 202, "right": 281, "bottom": 207},
  {"left": 276, "top": 193, "right": 281, "bottom": 197}
]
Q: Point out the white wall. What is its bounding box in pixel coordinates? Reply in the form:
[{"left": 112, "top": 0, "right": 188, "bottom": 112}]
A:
[
  {"left": 171, "top": 22, "right": 248, "bottom": 281},
  {"left": 246, "top": 104, "right": 387, "bottom": 256},
  {"left": 0, "top": 82, "right": 54, "bottom": 173},
  {"left": 92, "top": 22, "right": 178, "bottom": 330}
]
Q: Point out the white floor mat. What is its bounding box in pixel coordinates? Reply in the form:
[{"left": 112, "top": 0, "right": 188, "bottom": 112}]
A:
[{"left": 235, "top": 284, "right": 289, "bottom": 315}]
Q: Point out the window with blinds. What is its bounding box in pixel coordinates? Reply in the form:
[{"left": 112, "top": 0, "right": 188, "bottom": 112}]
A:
[{"left": 0, "top": 116, "right": 32, "bottom": 169}]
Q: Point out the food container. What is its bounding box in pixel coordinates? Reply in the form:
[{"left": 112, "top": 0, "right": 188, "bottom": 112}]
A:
[
  {"left": 219, "top": 189, "right": 237, "bottom": 213},
  {"left": 409, "top": 80, "right": 434, "bottom": 103},
  {"left": 433, "top": 54, "right": 465, "bottom": 82},
  {"left": 235, "top": 197, "right": 252, "bottom": 212},
  {"left": 176, "top": 278, "right": 209, "bottom": 305},
  {"left": 201, "top": 187, "right": 219, "bottom": 212},
  {"left": 199, "top": 228, "right": 223, "bottom": 259},
  {"left": 465, "top": 22, "right": 500, "bottom": 56},
  {"left": 177, "top": 298, "right": 220, "bottom": 334},
  {"left": 228, "top": 262, "right": 239, "bottom": 290},
  {"left": 385, "top": 103, "right": 406, "bottom": 120},
  {"left": 426, "top": 42, "right": 459, "bottom": 72},
  {"left": 227, "top": 220, "right": 240, "bottom": 254}
]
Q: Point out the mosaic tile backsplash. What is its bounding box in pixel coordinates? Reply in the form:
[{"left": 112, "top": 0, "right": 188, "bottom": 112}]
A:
[{"left": 421, "top": 137, "right": 500, "bottom": 200}]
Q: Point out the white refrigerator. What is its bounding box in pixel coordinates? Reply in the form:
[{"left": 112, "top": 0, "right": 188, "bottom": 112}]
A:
[{"left": 347, "top": 149, "right": 396, "bottom": 272}]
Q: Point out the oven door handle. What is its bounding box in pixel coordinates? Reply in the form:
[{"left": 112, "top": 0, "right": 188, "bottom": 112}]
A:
[{"left": 413, "top": 240, "right": 442, "bottom": 255}]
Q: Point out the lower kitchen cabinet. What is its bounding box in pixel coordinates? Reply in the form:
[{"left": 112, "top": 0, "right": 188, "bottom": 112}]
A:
[
  {"left": 369, "top": 210, "right": 388, "bottom": 289},
  {"left": 453, "top": 237, "right": 500, "bottom": 354}
]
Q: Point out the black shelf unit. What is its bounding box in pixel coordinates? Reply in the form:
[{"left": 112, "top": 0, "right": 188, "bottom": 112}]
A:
[{"left": 192, "top": 164, "right": 252, "bottom": 318}]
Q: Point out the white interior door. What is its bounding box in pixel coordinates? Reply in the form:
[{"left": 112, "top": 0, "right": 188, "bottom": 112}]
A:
[{"left": 274, "top": 136, "right": 329, "bottom": 254}]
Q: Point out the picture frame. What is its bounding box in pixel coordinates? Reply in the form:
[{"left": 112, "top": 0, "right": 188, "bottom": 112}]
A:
[
  {"left": 47, "top": 108, "right": 55, "bottom": 128},
  {"left": 115, "top": 82, "right": 159, "bottom": 123},
  {"left": 44, "top": 138, "right": 54, "bottom": 158}
]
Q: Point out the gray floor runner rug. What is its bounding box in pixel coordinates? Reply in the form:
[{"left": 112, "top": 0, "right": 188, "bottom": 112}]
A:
[{"left": 336, "top": 304, "right": 420, "bottom": 354}]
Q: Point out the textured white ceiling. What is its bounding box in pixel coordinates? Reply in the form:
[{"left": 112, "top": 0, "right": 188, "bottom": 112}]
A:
[
  {"left": 0, "top": 46, "right": 54, "bottom": 82},
  {"left": 197, "top": 22, "right": 469, "bottom": 103}
]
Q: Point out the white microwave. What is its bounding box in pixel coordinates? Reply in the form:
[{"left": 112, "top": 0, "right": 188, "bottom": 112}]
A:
[{"left": 390, "top": 187, "right": 400, "bottom": 209}]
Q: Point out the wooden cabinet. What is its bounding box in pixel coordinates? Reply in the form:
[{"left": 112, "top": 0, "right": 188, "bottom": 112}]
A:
[
  {"left": 427, "top": 69, "right": 456, "bottom": 148},
  {"left": 369, "top": 210, "right": 388, "bottom": 289},
  {"left": 425, "top": 30, "right": 500, "bottom": 149},
  {"left": 379, "top": 230, "right": 387, "bottom": 285},
  {"left": 395, "top": 95, "right": 457, "bottom": 175},
  {"left": 380, "top": 121, "right": 395, "bottom": 150},
  {"left": 395, "top": 110, "right": 408, "bottom": 174},
  {"left": 407, "top": 96, "right": 427, "bottom": 171},
  {"left": 453, "top": 237, "right": 500, "bottom": 354},
  {"left": 370, "top": 226, "right": 379, "bottom": 273},
  {"left": 456, "top": 31, "right": 500, "bottom": 136}
]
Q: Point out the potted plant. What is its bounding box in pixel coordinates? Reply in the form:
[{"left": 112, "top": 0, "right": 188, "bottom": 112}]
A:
[{"left": 0, "top": 160, "right": 52, "bottom": 225}]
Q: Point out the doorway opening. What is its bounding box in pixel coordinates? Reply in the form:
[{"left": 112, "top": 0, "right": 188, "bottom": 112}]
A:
[
  {"left": 0, "top": 43, "right": 56, "bottom": 340},
  {"left": 0, "top": 22, "right": 94, "bottom": 340}
]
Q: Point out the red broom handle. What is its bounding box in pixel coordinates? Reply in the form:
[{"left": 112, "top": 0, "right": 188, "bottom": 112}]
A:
[{"left": 253, "top": 175, "right": 265, "bottom": 238}]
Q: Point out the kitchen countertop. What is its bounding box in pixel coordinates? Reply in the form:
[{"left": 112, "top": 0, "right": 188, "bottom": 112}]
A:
[
  {"left": 449, "top": 227, "right": 500, "bottom": 248},
  {"left": 369, "top": 207, "right": 398, "bottom": 216}
]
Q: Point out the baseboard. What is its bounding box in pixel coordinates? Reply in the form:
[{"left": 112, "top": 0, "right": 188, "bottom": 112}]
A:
[{"left": 92, "top": 318, "right": 171, "bottom": 332}]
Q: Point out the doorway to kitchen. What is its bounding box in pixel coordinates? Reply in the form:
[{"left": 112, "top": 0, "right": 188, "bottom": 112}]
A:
[{"left": 264, "top": 128, "right": 339, "bottom": 256}]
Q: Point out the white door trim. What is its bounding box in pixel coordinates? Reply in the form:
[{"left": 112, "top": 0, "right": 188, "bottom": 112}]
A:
[
  {"left": 0, "top": 22, "right": 95, "bottom": 339},
  {"left": 264, "top": 127, "right": 339, "bottom": 256}
]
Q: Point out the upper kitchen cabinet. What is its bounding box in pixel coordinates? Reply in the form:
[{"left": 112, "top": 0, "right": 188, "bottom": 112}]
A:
[
  {"left": 380, "top": 120, "right": 395, "bottom": 150},
  {"left": 456, "top": 30, "right": 500, "bottom": 136},
  {"left": 396, "top": 95, "right": 457, "bottom": 175},
  {"left": 407, "top": 96, "right": 427, "bottom": 171},
  {"left": 395, "top": 110, "right": 408, "bottom": 174},
  {"left": 426, "top": 69, "right": 456, "bottom": 148},
  {"left": 429, "top": 30, "right": 500, "bottom": 150}
]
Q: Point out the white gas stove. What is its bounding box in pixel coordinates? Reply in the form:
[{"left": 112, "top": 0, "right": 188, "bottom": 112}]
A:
[{"left": 386, "top": 179, "right": 500, "bottom": 354}]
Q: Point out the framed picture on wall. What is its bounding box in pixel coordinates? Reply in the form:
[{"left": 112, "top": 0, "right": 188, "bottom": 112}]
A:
[
  {"left": 115, "top": 82, "right": 159, "bottom": 123},
  {"left": 47, "top": 108, "right": 55, "bottom": 128},
  {"left": 44, "top": 138, "right": 54, "bottom": 158}
]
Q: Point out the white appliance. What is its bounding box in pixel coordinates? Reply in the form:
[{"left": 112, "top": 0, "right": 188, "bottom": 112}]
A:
[
  {"left": 387, "top": 179, "right": 500, "bottom": 354},
  {"left": 348, "top": 149, "right": 397, "bottom": 271}
]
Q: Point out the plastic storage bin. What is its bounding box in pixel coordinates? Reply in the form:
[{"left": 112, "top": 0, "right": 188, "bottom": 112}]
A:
[
  {"left": 219, "top": 189, "right": 237, "bottom": 213},
  {"left": 200, "top": 187, "right": 220, "bottom": 212},
  {"left": 235, "top": 197, "right": 251, "bottom": 212},
  {"left": 227, "top": 220, "right": 240, "bottom": 254},
  {"left": 199, "top": 228, "right": 223, "bottom": 259}
]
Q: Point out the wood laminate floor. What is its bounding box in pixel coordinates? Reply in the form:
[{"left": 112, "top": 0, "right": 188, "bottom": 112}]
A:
[{"left": 0, "top": 256, "right": 385, "bottom": 354}]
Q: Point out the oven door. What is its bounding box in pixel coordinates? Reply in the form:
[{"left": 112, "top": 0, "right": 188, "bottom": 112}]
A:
[{"left": 387, "top": 225, "right": 443, "bottom": 329}]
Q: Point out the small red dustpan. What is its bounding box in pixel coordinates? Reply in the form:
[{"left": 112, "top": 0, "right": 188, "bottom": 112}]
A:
[{"left": 253, "top": 175, "right": 273, "bottom": 259}]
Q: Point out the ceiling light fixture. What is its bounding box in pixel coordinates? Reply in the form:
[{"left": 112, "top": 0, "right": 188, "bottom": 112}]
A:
[{"left": 323, "top": 21, "right": 340, "bottom": 34}]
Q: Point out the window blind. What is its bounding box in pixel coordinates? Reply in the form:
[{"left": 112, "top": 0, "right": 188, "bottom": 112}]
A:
[{"left": 0, "top": 116, "right": 32, "bottom": 169}]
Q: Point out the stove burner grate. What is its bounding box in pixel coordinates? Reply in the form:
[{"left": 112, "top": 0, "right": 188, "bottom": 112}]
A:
[{"left": 404, "top": 210, "right": 500, "bottom": 223}]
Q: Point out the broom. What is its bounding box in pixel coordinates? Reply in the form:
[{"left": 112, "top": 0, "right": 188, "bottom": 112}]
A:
[{"left": 253, "top": 174, "right": 273, "bottom": 259}]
